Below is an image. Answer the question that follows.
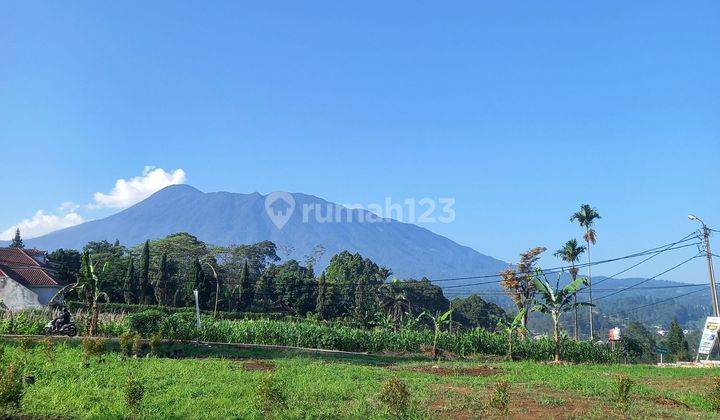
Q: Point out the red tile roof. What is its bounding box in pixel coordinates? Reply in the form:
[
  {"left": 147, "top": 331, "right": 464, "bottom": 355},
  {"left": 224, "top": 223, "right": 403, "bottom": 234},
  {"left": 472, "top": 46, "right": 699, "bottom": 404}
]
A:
[
  {"left": 0, "top": 248, "right": 60, "bottom": 287},
  {"left": 0, "top": 248, "right": 41, "bottom": 266}
]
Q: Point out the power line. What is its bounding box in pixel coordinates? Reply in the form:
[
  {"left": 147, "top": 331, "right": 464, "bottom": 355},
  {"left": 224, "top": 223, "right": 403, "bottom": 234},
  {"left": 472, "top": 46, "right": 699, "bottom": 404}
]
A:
[
  {"left": 427, "top": 234, "right": 699, "bottom": 284},
  {"left": 443, "top": 283, "right": 708, "bottom": 296},
  {"left": 605, "top": 286, "right": 710, "bottom": 316},
  {"left": 594, "top": 254, "right": 701, "bottom": 302}
]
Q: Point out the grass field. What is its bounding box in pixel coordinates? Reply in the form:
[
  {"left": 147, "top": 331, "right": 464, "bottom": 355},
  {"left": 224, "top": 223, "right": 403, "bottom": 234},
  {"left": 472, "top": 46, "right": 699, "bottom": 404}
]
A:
[{"left": 1, "top": 339, "right": 719, "bottom": 419}]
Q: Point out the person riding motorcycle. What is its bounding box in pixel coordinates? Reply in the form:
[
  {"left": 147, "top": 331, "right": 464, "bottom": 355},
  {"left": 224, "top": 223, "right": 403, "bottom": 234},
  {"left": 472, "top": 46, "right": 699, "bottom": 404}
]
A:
[{"left": 51, "top": 306, "right": 71, "bottom": 331}]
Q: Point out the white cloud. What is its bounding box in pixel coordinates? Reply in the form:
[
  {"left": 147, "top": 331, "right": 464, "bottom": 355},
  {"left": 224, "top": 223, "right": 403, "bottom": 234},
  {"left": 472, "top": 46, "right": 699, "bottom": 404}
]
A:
[
  {"left": 89, "top": 166, "right": 186, "bottom": 209},
  {"left": 2, "top": 166, "right": 187, "bottom": 240},
  {"left": 1, "top": 208, "right": 85, "bottom": 240}
]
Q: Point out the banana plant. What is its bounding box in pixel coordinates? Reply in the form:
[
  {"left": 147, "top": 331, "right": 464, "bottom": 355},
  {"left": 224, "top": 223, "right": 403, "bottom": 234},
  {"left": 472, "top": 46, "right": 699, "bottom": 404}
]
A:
[
  {"left": 76, "top": 251, "right": 110, "bottom": 336},
  {"left": 420, "top": 309, "right": 453, "bottom": 359},
  {"left": 495, "top": 308, "right": 527, "bottom": 360},
  {"left": 532, "top": 268, "right": 591, "bottom": 362}
]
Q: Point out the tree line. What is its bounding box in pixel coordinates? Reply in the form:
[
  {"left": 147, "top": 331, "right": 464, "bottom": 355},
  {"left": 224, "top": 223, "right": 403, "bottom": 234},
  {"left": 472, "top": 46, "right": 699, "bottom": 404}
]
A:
[{"left": 47, "top": 232, "right": 505, "bottom": 330}]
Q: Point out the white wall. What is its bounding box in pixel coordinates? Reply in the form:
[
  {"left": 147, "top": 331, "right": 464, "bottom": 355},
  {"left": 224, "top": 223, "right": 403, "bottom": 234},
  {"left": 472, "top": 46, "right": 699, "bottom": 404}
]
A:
[{"left": 0, "top": 276, "right": 42, "bottom": 311}]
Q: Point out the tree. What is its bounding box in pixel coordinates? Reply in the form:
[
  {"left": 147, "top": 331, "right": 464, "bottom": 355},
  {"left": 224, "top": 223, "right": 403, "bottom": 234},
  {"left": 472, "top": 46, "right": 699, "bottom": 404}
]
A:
[
  {"left": 139, "top": 241, "right": 152, "bottom": 304},
  {"left": 237, "top": 260, "right": 254, "bottom": 310},
  {"left": 553, "top": 239, "right": 586, "bottom": 339},
  {"left": 495, "top": 309, "right": 527, "bottom": 360},
  {"left": 9, "top": 229, "right": 23, "bottom": 248},
  {"left": 354, "top": 275, "right": 366, "bottom": 324},
  {"left": 500, "top": 247, "right": 546, "bottom": 335},
  {"left": 123, "top": 258, "right": 136, "bottom": 304},
  {"left": 153, "top": 253, "right": 178, "bottom": 306},
  {"left": 532, "top": 269, "right": 590, "bottom": 362},
  {"left": 570, "top": 204, "right": 601, "bottom": 339},
  {"left": 316, "top": 273, "right": 328, "bottom": 319},
  {"left": 377, "top": 280, "right": 411, "bottom": 328},
  {"left": 191, "top": 259, "right": 212, "bottom": 310},
  {"left": 452, "top": 294, "right": 507, "bottom": 331},
  {"left": 75, "top": 251, "right": 110, "bottom": 336},
  {"left": 667, "top": 319, "right": 689, "bottom": 361},
  {"left": 48, "top": 249, "right": 82, "bottom": 285}
]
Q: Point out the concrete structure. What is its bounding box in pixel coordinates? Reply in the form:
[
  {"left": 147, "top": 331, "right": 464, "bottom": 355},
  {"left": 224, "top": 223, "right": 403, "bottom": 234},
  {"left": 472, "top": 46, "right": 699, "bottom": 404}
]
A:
[{"left": 0, "top": 248, "right": 63, "bottom": 311}]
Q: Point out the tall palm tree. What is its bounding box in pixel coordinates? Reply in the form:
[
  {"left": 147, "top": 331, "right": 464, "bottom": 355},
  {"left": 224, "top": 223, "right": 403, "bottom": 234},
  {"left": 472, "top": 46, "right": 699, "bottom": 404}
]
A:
[
  {"left": 570, "top": 204, "right": 601, "bottom": 339},
  {"left": 554, "top": 239, "right": 586, "bottom": 339}
]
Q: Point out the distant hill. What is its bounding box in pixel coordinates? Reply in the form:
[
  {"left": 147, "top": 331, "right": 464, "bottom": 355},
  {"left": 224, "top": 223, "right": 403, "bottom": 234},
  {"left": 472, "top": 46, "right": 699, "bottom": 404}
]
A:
[{"left": 13, "top": 185, "right": 509, "bottom": 284}]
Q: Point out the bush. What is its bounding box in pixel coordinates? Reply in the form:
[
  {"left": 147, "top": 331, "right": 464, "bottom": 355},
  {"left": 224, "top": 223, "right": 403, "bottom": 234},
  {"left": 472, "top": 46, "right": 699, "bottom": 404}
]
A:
[
  {"left": 257, "top": 374, "right": 287, "bottom": 415},
  {"left": 0, "top": 363, "right": 23, "bottom": 410},
  {"left": 132, "top": 334, "right": 143, "bottom": 357},
  {"left": 149, "top": 333, "right": 162, "bottom": 356},
  {"left": 124, "top": 375, "right": 145, "bottom": 413},
  {"left": 160, "top": 313, "right": 200, "bottom": 341},
  {"left": 708, "top": 377, "right": 720, "bottom": 412},
  {"left": 125, "top": 309, "right": 165, "bottom": 337},
  {"left": 614, "top": 374, "right": 633, "bottom": 410},
  {"left": 82, "top": 338, "right": 106, "bottom": 360},
  {"left": 489, "top": 380, "right": 510, "bottom": 414},
  {"left": 120, "top": 332, "right": 134, "bottom": 357},
  {"left": 378, "top": 377, "right": 410, "bottom": 418}
]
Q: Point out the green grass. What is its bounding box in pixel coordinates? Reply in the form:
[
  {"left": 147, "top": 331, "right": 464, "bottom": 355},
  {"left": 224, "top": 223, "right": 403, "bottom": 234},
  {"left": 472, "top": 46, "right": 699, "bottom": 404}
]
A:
[{"left": 1, "top": 340, "right": 719, "bottom": 419}]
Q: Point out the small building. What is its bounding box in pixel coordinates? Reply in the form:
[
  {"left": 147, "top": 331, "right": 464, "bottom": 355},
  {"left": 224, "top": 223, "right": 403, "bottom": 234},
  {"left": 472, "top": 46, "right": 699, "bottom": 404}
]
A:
[{"left": 0, "top": 247, "right": 63, "bottom": 311}]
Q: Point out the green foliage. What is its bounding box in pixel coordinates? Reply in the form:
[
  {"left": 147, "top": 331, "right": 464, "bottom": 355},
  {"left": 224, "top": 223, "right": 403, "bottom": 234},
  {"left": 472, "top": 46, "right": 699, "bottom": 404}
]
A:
[
  {"left": 667, "top": 319, "right": 690, "bottom": 361},
  {"left": 139, "top": 241, "right": 152, "bottom": 305},
  {"left": 125, "top": 309, "right": 166, "bottom": 337},
  {"left": 378, "top": 377, "right": 410, "bottom": 418},
  {"left": 489, "top": 379, "right": 510, "bottom": 414},
  {"left": 124, "top": 375, "right": 145, "bottom": 414},
  {"left": 149, "top": 333, "right": 162, "bottom": 355},
  {"left": 452, "top": 294, "right": 506, "bottom": 330},
  {"left": 708, "top": 377, "right": 720, "bottom": 412},
  {"left": 119, "top": 332, "right": 134, "bottom": 357},
  {"left": 160, "top": 313, "right": 201, "bottom": 341},
  {"left": 257, "top": 374, "right": 286, "bottom": 415},
  {"left": 48, "top": 248, "right": 82, "bottom": 286},
  {"left": 81, "top": 338, "right": 106, "bottom": 359},
  {"left": 237, "top": 260, "right": 254, "bottom": 311},
  {"left": 0, "top": 363, "right": 23, "bottom": 410},
  {"left": 131, "top": 334, "right": 143, "bottom": 357},
  {"left": 41, "top": 338, "right": 55, "bottom": 363},
  {"left": 614, "top": 373, "right": 633, "bottom": 411},
  {"left": 9, "top": 228, "right": 23, "bottom": 248}
]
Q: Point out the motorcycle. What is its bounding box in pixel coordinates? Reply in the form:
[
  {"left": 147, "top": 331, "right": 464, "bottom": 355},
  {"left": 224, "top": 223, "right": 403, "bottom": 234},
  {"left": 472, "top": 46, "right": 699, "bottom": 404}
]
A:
[{"left": 43, "top": 320, "right": 78, "bottom": 337}]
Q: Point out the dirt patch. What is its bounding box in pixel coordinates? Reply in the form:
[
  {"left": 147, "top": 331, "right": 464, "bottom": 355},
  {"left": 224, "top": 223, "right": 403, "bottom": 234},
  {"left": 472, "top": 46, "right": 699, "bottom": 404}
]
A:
[
  {"left": 399, "top": 365, "right": 502, "bottom": 377},
  {"left": 644, "top": 395, "right": 690, "bottom": 409},
  {"left": 243, "top": 360, "right": 276, "bottom": 371}
]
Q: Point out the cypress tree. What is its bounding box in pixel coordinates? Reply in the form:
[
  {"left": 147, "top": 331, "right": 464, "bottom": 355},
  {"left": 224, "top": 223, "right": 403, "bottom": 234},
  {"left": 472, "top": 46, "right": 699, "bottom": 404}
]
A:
[
  {"left": 191, "top": 259, "right": 211, "bottom": 309},
  {"left": 237, "top": 260, "right": 254, "bottom": 310},
  {"left": 139, "top": 240, "right": 151, "bottom": 304},
  {"left": 123, "top": 258, "right": 136, "bottom": 304},
  {"left": 9, "top": 229, "right": 24, "bottom": 248},
  {"left": 316, "top": 273, "right": 327, "bottom": 319},
  {"left": 255, "top": 274, "right": 274, "bottom": 309},
  {"left": 667, "top": 319, "right": 689, "bottom": 361},
  {"left": 154, "top": 252, "right": 172, "bottom": 306},
  {"left": 354, "top": 276, "right": 366, "bottom": 324},
  {"left": 79, "top": 251, "right": 93, "bottom": 304}
]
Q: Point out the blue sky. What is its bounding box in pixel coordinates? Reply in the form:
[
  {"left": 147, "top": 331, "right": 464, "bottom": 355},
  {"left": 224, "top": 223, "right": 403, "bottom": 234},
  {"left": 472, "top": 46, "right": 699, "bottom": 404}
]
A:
[{"left": 1, "top": 1, "right": 718, "bottom": 283}]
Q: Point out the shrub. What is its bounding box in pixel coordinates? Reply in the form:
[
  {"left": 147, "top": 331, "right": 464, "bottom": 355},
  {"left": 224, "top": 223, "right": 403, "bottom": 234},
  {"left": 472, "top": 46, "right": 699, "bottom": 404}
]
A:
[
  {"left": 378, "top": 377, "right": 410, "bottom": 418},
  {"left": 257, "top": 374, "right": 287, "bottom": 415},
  {"left": 125, "top": 309, "right": 165, "bottom": 337},
  {"left": 0, "top": 363, "right": 23, "bottom": 410},
  {"left": 708, "top": 377, "right": 720, "bottom": 412},
  {"left": 489, "top": 380, "right": 510, "bottom": 414},
  {"left": 149, "top": 333, "right": 162, "bottom": 356},
  {"left": 82, "top": 337, "right": 106, "bottom": 360},
  {"left": 132, "top": 334, "right": 144, "bottom": 357},
  {"left": 124, "top": 375, "right": 145, "bottom": 414},
  {"left": 614, "top": 374, "right": 633, "bottom": 410},
  {"left": 120, "top": 332, "right": 134, "bottom": 357},
  {"left": 160, "top": 313, "right": 200, "bottom": 341}
]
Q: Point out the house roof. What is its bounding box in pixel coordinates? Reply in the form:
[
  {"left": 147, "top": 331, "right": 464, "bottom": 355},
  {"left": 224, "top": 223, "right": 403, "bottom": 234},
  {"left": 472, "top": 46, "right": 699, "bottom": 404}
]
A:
[
  {"left": 0, "top": 247, "right": 61, "bottom": 287},
  {"left": 0, "top": 248, "right": 41, "bottom": 266}
]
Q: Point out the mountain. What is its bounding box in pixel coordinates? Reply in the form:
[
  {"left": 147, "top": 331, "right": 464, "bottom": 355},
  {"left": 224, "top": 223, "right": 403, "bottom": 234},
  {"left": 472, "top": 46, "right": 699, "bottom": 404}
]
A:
[{"left": 14, "top": 185, "right": 509, "bottom": 283}]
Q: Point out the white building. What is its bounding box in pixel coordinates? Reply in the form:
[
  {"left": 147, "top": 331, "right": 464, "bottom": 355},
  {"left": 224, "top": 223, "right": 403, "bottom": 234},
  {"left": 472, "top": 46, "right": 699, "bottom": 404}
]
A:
[{"left": 0, "top": 248, "right": 63, "bottom": 311}]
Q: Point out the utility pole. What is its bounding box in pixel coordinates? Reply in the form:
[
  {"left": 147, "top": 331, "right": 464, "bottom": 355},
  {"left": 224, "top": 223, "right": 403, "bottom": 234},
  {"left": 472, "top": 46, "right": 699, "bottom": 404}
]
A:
[{"left": 689, "top": 215, "right": 719, "bottom": 316}]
